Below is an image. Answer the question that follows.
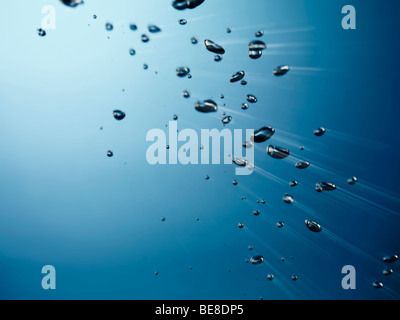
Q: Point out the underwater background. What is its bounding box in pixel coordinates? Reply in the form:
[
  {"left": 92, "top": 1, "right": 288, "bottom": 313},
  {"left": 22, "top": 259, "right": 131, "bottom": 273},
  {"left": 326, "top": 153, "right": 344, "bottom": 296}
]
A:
[{"left": 0, "top": 0, "right": 399, "bottom": 300}]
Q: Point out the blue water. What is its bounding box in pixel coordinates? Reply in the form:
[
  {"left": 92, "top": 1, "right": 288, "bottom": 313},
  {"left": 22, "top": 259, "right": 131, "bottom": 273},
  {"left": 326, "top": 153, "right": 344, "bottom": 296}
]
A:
[{"left": 0, "top": 0, "right": 399, "bottom": 300}]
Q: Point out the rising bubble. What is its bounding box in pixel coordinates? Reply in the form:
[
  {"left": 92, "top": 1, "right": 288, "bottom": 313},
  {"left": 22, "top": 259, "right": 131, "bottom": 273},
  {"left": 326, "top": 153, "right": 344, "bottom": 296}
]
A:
[
  {"left": 274, "top": 65, "right": 290, "bottom": 76},
  {"left": 296, "top": 161, "right": 310, "bottom": 169},
  {"left": 283, "top": 194, "right": 294, "bottom": 204},
  {"left": 105, "top": 23, "right": 113, "bottom": 31},
  {"left": 314, "top": 127, "right": 326, "bottom": 136},
  {"left": 252, "top": 127, "right": 275, "bottom": 143},
  {"left": 204, "top": 39, "right": 225, "bottom": 54},
  {"left": 148, "top": 25, "right": 161, "bottom": 33},
  {"left": 230, "top": 71, "right": 245, "bottom": 83},
  {"left": 176, "top": 66, "right": 190, "bottom": 77},
  {"left": 37, "top": 28, "right": 46, "bottom": 37},
  {"left": 246, "top": 94, "right": 257, "bottom": 103},
  {"left": 267, "top": 146, "right": 290, "bottom": 159},
  {"left": 305, "top": 220, "right": 322, "bottom": 232},
  {"left": 250, "top": 255, "right": 264, "bottom": 265},
  {"left": 113, "top": 110, "right": 126, "bottom": 121},
  {"left": 195, "top": 99, "right": 218, "bottom": 113},
  {"left": 222, "top": 116, "right": 232, "bottom": 124},
  {"left": 383, "top": 255, "right": 399, "bottom": 263}
]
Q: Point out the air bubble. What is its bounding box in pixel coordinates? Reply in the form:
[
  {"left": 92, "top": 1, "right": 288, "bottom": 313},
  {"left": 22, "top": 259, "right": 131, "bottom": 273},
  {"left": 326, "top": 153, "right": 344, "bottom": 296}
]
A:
[
  {"left": 246, "top": 95, "right": 257, "bottom": 103},
  {"left": 296, "top": 161, "right": 310, "bottom": 169},
  {"left": 195, "top": 99, "right": 218, "bottom": 113},
  {"left": 252, "top": 127, "right": 275, "bottom": 143},
  {"left": 267, "top": 146, "right": 290, "bottom": 159},
  {"left": 176, "top": 67, "right": 190, "bottom": 77},
  {"left": 105, "top": 23, "right": 113, "bottom": 31},
  {"left": 274, "top": 65, "right": 290, "bottom": 76},
  {"left": 148, "top": 25, "right": 161, "bottom": 33},
  {"left": 113, "top": 110, "right": 126, "bottom": 121},
  {"left": 250, "top": 255, "right": 264, "bottom": 265},
  {"left": 204, "top": 39, "right": 225, "bottom": 54},
  {"left": 305, "top": 220, "right": 322, "bottom": 232}
]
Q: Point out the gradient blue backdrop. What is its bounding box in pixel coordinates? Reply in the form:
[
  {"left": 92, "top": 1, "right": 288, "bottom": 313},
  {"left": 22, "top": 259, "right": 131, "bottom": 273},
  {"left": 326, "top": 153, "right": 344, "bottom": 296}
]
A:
[{"left": 0, "top": 0, "right": 399, "bottom": 299}]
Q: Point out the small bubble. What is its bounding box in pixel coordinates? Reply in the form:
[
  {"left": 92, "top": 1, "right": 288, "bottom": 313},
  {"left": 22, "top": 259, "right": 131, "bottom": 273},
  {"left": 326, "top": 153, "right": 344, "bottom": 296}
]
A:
[
  {"left": 255, "top": 30, "right": 264, "bottom": 37},
  {"left": 305, "top": 220, "right": 322, "bottom": 232},
  {"left": 161, "top": 216, "right": 166, "bottom": 222},
  {"left": 93, "top": 15, "right": 97, "bottom": 19},
  {"left": 250, "top": 255, "right": 264, "bottom": 265},
  {"left": 107, "top": 150, "right": 114, "bottom": 157},
  {"left": 205, "top": 175, "right": 210, "bottom": 180},
  {"left": 252, "top": 127, "right": 275, "bottom": 143},
  {"left": 222, "top": 116, "right": 232, "bottom": 125},
  {"left": 348, "top": 176, "right": 357, "bottom": 185},
  {"left": 289, "top": 180, "right": 298, "bottom": 187},
  {"left": 276, "top": 222, "right": 285, "bottom": 228},
  {"left": 292, "top": 275, "right": 298, "bottom": 281},
  {"left": 191, "top": 37, "right": 199, "bottom": 44},
  {"left": 246, "top": 94, "right": 257, "bottom": 103},
  {"left": 129, "top": 49, "right": 136, "bottom": 56},
  {"left": 37, "top": 28, "right": 46, "bottom": 37},
  {"left": 173, "top": 114, "right": 178, "bottom": 120},
  {"left": 141, "top": 34, "right": 150, "bottom": 43},
  {"left": 148, "top": 25, "right": 161, "bottom": 33},
  {"left": 143, "top": 64, "right": 148, "bottom": 70},
  {"left": 296, "top": 161, "right": 310, "bottom": 169},
  {"left": 226, "top": 27, "right": 232, "bottom": 33},
  {"left": 204, "top": 39, "right": 225, "bottom": 54},
  {"left": 176, "top": 66, "right": 190, "bottom": 77},
  {"left": 283, "top": 194, "right": 294, "bottom": 204},
  {"left": 183, "top": 90, "right": 191, "bottom": 98},
  {"left": 238, "top": 222, "right": 244, "bottom": 229},
  {"left": 241, "top": 103, "right": 249, "bottom": 110},
  {"left": 383, "top": 255, "right": 399, "bottom": 263},
  {"left": 179, "top": 19, "right": 187, "bottom": 25},
  {"left": 195, "top": 99, "right": 218, "bottom": 113},
  {"left": 230, "top": 71, "right": 245, "bottom": 83},
  {"left": 314, "top": 127, "right": 326, "bottom": 136},
  {"left": 253, "top": 210, "right": 261, "bottom": 216},
  {"left": 232, "top": 180, "right": 238, "bottom": 186},
  {"left": 315, "top": 182, "right": 336, "bottom": 192},
  {"left": 154, "top": 271, "right": 159, "bottom": 276},
  {"left": 248, "top": 50, "right": 262, "bottom": 59},
  {"left": 373, "top": 281, "right": 383, "bottom": 289},
  {"left": 267, "top": 274, "right": 274, "bottom": 280},
  {"left": 241, "top": 80, "right": 247, "bottom": 86},
  {"left": 113, "top": 110, "right": 126, "bottom": 121},
  {"left": 130, "top": 24, "right": 137, "bottom": 31},
  {"left": 248, "top": 245, "right": 254, "bottom": 251},
  {"left": 274, "top": 65, "right": 290, "bottom": 76},
  {"left": 267, "top": 145, "right": 290, "bottom": 159},
  {"left": 105, "top": 23, "right": 113, "bottom": 31},
  {"left": 383, "top": 269, "right": 393, "bottom": 276},
  {"left": 214, "top": 54, "right": 223, "bottom": 62}
]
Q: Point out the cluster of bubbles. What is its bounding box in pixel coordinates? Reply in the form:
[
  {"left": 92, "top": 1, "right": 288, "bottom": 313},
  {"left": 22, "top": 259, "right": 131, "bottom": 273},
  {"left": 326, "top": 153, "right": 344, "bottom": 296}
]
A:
[{"left": 51, "top": 0, "right": 397, "bottom": 292}]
